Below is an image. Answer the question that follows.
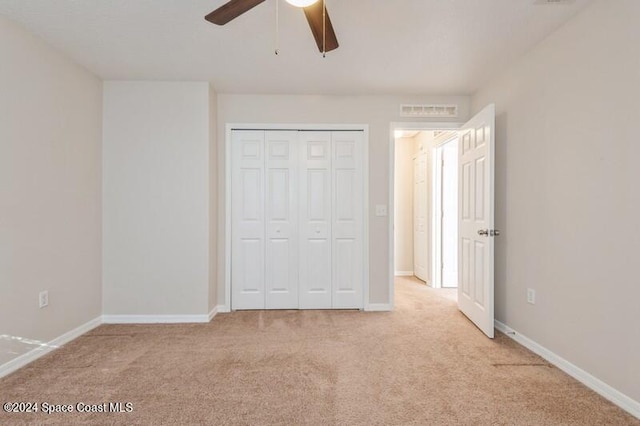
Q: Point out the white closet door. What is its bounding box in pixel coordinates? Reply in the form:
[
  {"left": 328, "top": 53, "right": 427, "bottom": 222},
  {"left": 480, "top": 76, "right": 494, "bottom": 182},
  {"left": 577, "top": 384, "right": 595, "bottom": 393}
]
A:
[
  {"left": 414, "top": 153, "right": 428, "bottom": 282},
  {"left": 231, "top": 130, "right": 265, "bottom": 309},
  {"left": 265, "top": 131, "right": 298, "bottom": 309},
  {"left": 299, "top": 131, "right": 332, "bottom": 309},
  {"left": 332, "top": 131, "right": 364, "bottom": 309}
]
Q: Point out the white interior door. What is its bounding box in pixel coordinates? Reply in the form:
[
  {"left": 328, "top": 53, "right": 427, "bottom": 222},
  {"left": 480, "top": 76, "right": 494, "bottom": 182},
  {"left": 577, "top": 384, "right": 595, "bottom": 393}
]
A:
[
  {"left": 332, "top": 131, "right": 364, "bottom": 309},
  {"left": 458, "top": 104, "right": 496, "bottom": 338},
  {"left": 413, "top": 153, "right": 428, "bottom": 282},
  {"left": 231, "top": 130, "right": 265, "bottom": 309},
  {"left": 299, "top": 131, "right": 333, "bottom": 309},
  {"left": 265, "top": 131, "right": 298, "bottom": 309}
]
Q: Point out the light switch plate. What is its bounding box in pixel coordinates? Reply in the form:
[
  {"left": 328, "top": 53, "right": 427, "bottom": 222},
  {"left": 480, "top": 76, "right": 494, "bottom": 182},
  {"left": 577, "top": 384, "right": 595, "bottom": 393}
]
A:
[
  {"left": 527, "top": 288, "right": 536, "bottom": 305},
  {"left": 375, "top": 205, "right": 388, "bottom": 217}
]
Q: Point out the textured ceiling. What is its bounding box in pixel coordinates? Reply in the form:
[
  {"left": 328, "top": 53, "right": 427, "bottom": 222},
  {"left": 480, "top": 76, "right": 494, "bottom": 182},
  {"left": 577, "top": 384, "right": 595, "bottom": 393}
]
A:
[{"left": 0, "top": 0, "right": 594, "bottom": 95}]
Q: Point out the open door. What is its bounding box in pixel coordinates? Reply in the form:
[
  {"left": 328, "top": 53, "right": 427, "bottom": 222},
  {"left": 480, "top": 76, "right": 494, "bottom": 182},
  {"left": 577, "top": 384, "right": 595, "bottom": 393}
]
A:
[
  {"left": 458, "top": 104, "right": 496, "bottom": 338},
  {"left": 413, "top": 152, "right": 428, "bottom": 282}
]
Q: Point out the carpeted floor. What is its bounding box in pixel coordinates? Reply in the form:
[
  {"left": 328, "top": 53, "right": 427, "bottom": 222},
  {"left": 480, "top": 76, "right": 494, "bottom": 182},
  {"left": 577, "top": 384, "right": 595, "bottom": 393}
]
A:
[{"left": 1, "top": 276, "right": 637, "bottom": 425}]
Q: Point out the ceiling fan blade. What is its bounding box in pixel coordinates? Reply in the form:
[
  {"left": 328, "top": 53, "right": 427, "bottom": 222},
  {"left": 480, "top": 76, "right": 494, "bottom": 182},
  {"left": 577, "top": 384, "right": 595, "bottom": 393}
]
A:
[
  {"left": 205, "top": 0, "right": 266, "bottom": 25},
  {"left": 303, "top": 2, "right": 339, "bottom": 53}
]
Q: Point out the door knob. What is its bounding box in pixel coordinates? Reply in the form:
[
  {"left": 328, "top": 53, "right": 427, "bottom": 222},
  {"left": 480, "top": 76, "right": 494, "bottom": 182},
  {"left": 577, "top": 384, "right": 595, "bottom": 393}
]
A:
[
  {"left": 478, "top": 229, "right": 489, "bottom": 236},
  {"left": 490, "top": 229, "right": 500, "bottom": 237}
]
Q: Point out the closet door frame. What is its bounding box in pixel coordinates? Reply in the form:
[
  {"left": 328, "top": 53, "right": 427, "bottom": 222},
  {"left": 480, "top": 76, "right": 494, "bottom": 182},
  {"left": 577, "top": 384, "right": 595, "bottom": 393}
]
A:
[{"left": 224, "top": 123, "right": 369, "bottom": 313}]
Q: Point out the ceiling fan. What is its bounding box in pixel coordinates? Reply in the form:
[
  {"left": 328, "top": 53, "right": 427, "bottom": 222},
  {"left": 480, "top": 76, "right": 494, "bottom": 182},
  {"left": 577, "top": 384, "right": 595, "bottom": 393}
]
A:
[{"left": 205, "top": 0, "right": 339, "bottom": 54}]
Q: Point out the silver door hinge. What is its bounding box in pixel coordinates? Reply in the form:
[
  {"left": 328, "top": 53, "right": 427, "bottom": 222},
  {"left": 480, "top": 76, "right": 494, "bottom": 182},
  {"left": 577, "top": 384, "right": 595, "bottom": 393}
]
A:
[{"left": 478, "top": 229, "right": 501, "bottom": 237}]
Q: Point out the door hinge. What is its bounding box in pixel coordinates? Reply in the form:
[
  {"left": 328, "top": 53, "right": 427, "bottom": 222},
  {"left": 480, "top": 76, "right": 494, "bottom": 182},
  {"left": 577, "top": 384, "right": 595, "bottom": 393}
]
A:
[{"left": 478, "top": 229, "right": 501, "bottom": 237}]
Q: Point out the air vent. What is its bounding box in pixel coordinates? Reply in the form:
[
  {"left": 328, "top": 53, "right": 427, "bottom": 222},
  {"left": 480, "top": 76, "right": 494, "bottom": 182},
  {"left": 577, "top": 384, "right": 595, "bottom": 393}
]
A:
[{"left": 399, "top": 104, "right": 458, "bottom": 118}]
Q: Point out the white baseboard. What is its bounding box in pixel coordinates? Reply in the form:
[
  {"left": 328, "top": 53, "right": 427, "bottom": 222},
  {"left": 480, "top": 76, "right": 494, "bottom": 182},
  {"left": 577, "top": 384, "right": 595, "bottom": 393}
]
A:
[
  {"left": 495, "top": 321, "right": 640, "bottom": 419},
  {"left": 102, "top": 314, "right": 211, "bottom": 324},
  {"left": 0, "top": 316, "right": 102, "bottom": 379},
  {"left": 216, "top": 304, "right": 231, "bottom": 313},
  {"left": 208, "top": 306, "right": 218, "bottom": 321},
  {"left": 394, "top": 271, "right": 414, "bottom": 277},
  {"left": 365, "top": 303, "right": 392, "bottom": 312}
]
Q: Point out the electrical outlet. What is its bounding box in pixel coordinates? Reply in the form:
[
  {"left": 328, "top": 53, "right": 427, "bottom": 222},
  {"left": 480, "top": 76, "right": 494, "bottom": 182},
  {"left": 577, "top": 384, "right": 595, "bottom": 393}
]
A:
[
  {"left": 39, "top": 291, "right": 48, "bottom": 308},
  {"left": 527, "top": 288, "right": 535, "bottom": 305}
]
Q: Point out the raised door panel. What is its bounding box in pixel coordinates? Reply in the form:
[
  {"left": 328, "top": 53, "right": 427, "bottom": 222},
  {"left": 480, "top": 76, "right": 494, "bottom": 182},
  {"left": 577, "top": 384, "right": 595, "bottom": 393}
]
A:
[
  {"left": 265, "top": 131, "right": 298, "bottom": 309},
  {"left": 232, "top": 130, "right": 265, "bottom": 309},
  {"left": 332, "top": 131, "right": 363, "bottom": 308},
  {"left": 299, "top": 131, "right": 332, "bottom": 309}
]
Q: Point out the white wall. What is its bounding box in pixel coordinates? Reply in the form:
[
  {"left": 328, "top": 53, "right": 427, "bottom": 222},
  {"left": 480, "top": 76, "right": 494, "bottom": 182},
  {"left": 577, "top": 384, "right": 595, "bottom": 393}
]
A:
[
  {"left": 103, "top": 82, "right": 211, "bottom": 316},
  {"left": 472, "top": 0, "right": 640, "bottom": 404},
  {"left": 394, "top": 137, "right": 415, "bottom": 274},
  {"left": 0, "top": 16, "right": 102, "bottom": 364}
]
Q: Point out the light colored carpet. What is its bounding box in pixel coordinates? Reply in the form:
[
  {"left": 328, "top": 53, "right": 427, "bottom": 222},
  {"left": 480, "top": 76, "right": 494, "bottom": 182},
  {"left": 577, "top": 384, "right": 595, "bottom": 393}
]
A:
[{"left": 0, "top": 276, "right": 637, "bottom": 425}]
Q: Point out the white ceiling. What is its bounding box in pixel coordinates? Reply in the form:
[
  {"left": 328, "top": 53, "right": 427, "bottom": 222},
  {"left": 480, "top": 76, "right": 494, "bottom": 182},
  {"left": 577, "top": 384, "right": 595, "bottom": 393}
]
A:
[{"left": 0, "top": 0, "right": 594, "bottom": 95}]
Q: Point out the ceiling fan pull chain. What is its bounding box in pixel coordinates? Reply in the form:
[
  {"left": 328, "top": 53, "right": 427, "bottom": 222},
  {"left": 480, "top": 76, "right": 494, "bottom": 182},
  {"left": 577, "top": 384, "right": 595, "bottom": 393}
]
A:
[
  {"left": 275, "top": 0, "right": 280, "bottom": 55},
  {"left": 322, "top": 0, "right": 326, "bottom": 57}
]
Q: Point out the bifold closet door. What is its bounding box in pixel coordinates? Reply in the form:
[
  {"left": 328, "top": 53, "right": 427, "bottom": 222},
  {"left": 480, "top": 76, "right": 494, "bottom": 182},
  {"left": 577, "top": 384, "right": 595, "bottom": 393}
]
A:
[
  {"left": 299, "top": 131, "right": 333, "bottom": 309},
  {"left": 298, "top": 131, "right": 364, "bottom": 309},
  {"left": 332, "top": 131, "right": 364, "bottom": 309},
  {"left": 233, "top": 129, "right": 364, "bottom": 310},
  {"left": 232, "top": 130, "right": 298, "bottom": 310},
  {"left": 231, "top": 130, "right": 265, "bottom": 309},
  {"left": 265, "top": 131, "right": 298, "bottom": 309}
]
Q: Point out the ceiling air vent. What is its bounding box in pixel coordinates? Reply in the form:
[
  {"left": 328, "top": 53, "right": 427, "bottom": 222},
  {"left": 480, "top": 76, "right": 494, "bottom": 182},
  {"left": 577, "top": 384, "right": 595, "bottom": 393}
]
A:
[{"left": 400, "top": 104, "right": 458, "bottom": 118}]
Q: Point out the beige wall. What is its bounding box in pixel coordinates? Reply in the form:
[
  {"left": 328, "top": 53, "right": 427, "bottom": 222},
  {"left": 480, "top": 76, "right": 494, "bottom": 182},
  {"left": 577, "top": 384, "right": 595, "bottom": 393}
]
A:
[
  {"left": 217, "top": 94, "right": 470, "bottom": 306},
  {"left": 472, "top": 0, "right": 640, "bottom": 403},
  {"left": 0, "top": 16, "right": 102, "bottom": 363},
  {"left": 102, "top": 82, "right": 211, "bottom": 316},
  {"left": 394, "top": 137, "right": 415, "bottom": 274}
]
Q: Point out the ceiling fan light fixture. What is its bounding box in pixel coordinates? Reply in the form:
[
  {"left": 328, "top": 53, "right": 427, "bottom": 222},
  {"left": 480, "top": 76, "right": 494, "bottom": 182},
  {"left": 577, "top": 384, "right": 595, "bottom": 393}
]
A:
[{"left": 285, "top": 0, "right": 319, "bottom": 7}]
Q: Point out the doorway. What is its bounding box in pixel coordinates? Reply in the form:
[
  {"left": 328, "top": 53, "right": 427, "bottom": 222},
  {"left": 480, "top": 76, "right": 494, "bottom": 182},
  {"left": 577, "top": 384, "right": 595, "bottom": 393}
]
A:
[
  {"left": 390, "top": 104, "right": 496, "bottom": 338},
  {"left": 392, "top": 128, "right": 459, "bottom": 289},
  {"left": 456, "top": 104, "right": 497, "bottom": 337},
  {"left": 433, "top": 136, "right": 458, "bottom": 288}
]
